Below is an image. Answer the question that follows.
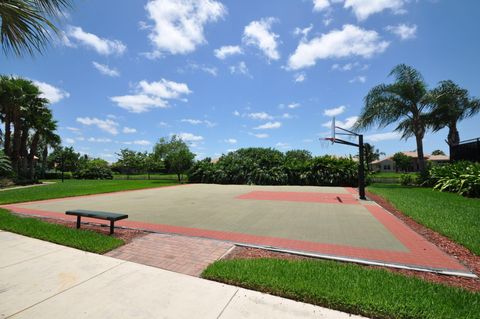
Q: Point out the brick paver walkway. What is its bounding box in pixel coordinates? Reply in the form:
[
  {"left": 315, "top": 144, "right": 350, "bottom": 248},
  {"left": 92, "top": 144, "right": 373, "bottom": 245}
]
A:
[{"left": 106, "top": 233, "right": 234, "bottom": 276}]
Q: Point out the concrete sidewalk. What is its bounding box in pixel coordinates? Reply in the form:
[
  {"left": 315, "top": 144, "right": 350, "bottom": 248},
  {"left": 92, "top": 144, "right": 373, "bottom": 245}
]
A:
[{"left": 0, "top": 231, "right": 367, "bottom": 319}]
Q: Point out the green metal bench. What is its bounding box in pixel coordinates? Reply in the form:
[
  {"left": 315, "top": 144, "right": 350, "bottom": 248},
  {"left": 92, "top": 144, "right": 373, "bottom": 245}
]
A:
[{"left": 66, "top": 210, "right": 128, "bottom": 235}]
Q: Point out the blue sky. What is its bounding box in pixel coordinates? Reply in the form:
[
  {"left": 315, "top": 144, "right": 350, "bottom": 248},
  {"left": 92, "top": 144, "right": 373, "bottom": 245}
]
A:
[{"left": 2, "top": 0, "right": 480, "bottom": 161}]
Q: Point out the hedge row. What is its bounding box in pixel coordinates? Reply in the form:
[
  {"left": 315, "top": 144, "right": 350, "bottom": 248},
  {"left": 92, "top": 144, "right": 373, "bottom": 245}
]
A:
[{"left": 188, "top": 148, "right": 359, "bottom": 186}]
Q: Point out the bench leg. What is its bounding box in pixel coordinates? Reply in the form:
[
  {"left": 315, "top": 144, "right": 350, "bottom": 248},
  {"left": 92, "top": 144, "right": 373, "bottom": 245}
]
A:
[
  {"left": 76, "top": 216, "right": 81, "bottom": 229},
  {"left": 110, "top": 221, "right": 114, "bottom": 235}
]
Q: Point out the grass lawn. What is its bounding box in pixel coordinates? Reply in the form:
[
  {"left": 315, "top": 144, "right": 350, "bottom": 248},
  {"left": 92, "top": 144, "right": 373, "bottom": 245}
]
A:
[
  {"left": 371, "top": 172, "right": 404, "bottom": 178},
  {"left": 0, "top": 179, "right": 178, "bottom": 205},
  {"left": 368, "top": 184, "right": 480, "bottom": 255},
  {"left": 0, "top": 209, "right": 123, "bottom": 253},
  {"left": 203, "top": 258, "right": 480, "bottom": 319}
]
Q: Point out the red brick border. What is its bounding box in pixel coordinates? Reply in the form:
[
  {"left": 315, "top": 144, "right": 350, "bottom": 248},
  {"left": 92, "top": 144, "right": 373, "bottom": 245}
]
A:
[{"left": 1, "top": 186, "right": 469, "bottom": 274}]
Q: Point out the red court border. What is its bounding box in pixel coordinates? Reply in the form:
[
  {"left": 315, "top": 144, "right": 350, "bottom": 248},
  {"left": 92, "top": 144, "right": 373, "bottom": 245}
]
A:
[{"left": 0, "top": 186, "right": 469, "bottom": 274}]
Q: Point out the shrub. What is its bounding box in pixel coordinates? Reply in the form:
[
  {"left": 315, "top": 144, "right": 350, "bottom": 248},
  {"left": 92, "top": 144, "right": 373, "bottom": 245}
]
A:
[
  {"left": 44, "top": 171, "right": 73, "bottom": 180},
  {"left": 188, "top": 148, "right": 359, "bottom": 186},
  {"left": 400, "top": 174, "right": 418, "bottom": 186},
  {"left": 0, "top": 151, "right": 12, "bottom": 178},
  {"left": 428, "top": 161, "right": 480, "bottom": 197},
  {"left": 73, "top": 159, "right": 113, "bottom": 180}
]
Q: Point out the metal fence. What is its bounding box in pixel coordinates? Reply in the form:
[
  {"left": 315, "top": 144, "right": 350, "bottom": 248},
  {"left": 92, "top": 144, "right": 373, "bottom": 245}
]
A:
[{"left": 451, "top": 138, "right": 480, "bottom": 162}]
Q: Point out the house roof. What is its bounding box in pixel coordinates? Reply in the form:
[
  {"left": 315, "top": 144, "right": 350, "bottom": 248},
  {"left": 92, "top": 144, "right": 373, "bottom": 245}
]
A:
[{"left": 370, "top": 151, "right": 449, "bottom": 164}]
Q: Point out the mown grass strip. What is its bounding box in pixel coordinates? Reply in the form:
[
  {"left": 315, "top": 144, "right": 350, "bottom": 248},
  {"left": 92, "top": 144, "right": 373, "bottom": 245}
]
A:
[
  {"left": 0, "top": 179, "right": 178, "bottom": 205},
  {"left": 368, "top": 184, "right": 480, "bottom": 255},
  {"left": 0, "top": 209, "right": 124, "bottom": 253},
  {"left": 203, "top": 258, "right": 480, "bottom": 319}
]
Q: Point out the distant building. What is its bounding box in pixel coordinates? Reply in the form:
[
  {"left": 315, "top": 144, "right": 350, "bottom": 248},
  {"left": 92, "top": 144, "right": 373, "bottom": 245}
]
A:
[{"left": 370, "top": 151, "right": 449, "bottom": 172}]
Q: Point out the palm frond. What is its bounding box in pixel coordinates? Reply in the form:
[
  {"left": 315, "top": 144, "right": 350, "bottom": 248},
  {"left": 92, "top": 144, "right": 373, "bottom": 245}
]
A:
[{"left": 0, "top": 0, "right": 71, "bottom": 57}]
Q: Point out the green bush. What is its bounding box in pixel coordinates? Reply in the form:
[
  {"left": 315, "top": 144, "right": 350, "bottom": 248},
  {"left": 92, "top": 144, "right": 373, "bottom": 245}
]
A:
[
  {"left": 400, "top": 174, "right": 419, "bottom": 186},
  {"left": 44, "top": 171, "right": 73, "bottom": 180},
  {"left": 188, "top": 148, "right": 359, "bottom": 186},
  {"left": 0, "top": 151, "right": 12, "bottom": 178},
  {"left": 73, "top": 159, "right": 113, "bottom": 180},
  {"left": 428, "top": 161, "right": 480, "bottom": 197}
]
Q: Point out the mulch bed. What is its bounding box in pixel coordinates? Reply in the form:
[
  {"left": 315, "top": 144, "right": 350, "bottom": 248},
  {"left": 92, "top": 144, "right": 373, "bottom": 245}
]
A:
[{"left": 224, "top": 192, "right": 480, "bottom": 292}]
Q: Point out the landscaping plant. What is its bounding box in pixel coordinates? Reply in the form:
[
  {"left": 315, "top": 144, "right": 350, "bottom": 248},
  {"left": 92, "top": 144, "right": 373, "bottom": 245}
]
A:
[
  {"left": 428, "top": 161, "right": 480, "bottom": 197},
  {"left": 188, "top": 148, "right": 359, "bottom": 186}
]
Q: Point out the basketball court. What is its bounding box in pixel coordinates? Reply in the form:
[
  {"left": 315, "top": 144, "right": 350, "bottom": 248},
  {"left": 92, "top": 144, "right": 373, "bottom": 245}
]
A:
[{"left": 2, "top": 184, "right": 472, "bottom": 277}]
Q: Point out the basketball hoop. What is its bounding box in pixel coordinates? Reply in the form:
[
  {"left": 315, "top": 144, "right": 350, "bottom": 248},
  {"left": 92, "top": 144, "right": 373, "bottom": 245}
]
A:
[{"left": 317, "top": 117, "right": 367, "bottom": 200}]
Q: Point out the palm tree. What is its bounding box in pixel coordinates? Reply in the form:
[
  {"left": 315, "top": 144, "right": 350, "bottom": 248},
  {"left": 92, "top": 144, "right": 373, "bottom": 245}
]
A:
[
  {"left": 428, "top": 80, "right": 480, "bottom": 155},
  {"left": 28, "top": 106, "right": 56, "bottom": 179},
  {"left": 0, "top": 0, "right": 71, "bottom": 56},
  {"left": 363, "top": 143, "right": 385, "bottom": 165},
  {"left": 354, "top": 64, "right": 431, "bottom": 172}
]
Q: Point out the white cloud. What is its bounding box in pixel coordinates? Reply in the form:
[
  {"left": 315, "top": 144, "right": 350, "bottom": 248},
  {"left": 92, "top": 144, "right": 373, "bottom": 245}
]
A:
[
  {"left": 143, "top": 0, "right": 226, "bottom": 57},
  {"left": 331, "top": 62, "right": 369, "bottom": 71},
  {"left": 158, "top": 121, "right": 170, "bottom": 127},
  {"left": 247, "top": 112, "right": 273, "bottom": 120},
  {"left": 249, "top": 133, "right": 269, "bottom": 138},
  {"left": 287, "top": 102, "right": 301, "bottom": 109},
  {"left": 294, "top": 72, "right": 306, "bottom": 83},
  {"left": 179, "top": 62, "right": 218, "bottom": 76},
  {"left": 322, "top": 116, "right": 358, "bottom": 129},
  {"left": 229, "top": 61, "right": 250, "bottom": 76},
  {"left": 344, "top": 0, "right": 407, "bottom": 21},
  {"left": 76, "top": 117, "right": 119, "bottom": 135},
  {"left": 276, "top": 142, "right": 291, "bottom": 149},
  {"left": 110, "top": 95, "right": 166, "bottom": 113},
  {"left": 313, "top": 0, "right": 331, "bottom": 12},
  {"left": 287, "top": 24, "right": 389, "bottom": 70},
  {"left": 365, "top": 131, "right": 401, "bottom": 142},
  {"left": 66, "top": 127, "right": 80, "bottom": 132},
  {"left": 386, "top": 23, "right": 417, "bottom": 40},
  {"left": 66, "top": 26, "right": 126, "bottom": 55},
  {"left": 176, "top": 132, "right": 204, "bottom": 142},
  {"left": 122, "top": 127, "right": 137, "bottom": 134},
  {"left": 349, "top": 75, "right": 367, "bottom": 83},
  {"left": 224, "top": 138, "right": 237, "bottom": 144},
  {"left": 233, "top": 110, "right": 240, "bottom": 116},
  {"left": 64, "top": 138, "right": 75, "bottom": 144},
  {"left": 134, "top": 140, "right": 151, "bottom": 146},
  {"left": 243, "top": 17, "right": 280, "bottom": 60},
  {"left": 293, "top": 25, "right": 313, "bottom": 39},
  {"left": 138, "top": 79, "right": 192, "bottom": 99},
  {"left": 33, "top": 80, "right": 70, "bottom": 104},
  {"left": 181, "top": 119, "right": 216, "bottom": 127},
  {"left": 281, "top": 113, "right": 293, "bottom": 119},
  {"left": 181, "top": 119, "right": 202, "bottom": 125},
  {"left": 88, "top": 137, "right": 112, "bottom": 143},
  {"left": 111, "top": 79, "right": 191, "bottom": 113},
  {"left": 214, "top": 45, "right": 243, "bottom": 59},
  {"left": 324, "top": 105, "right": 346, "bottom": 117},
  {"left": 254, "top": 121, "right": 282, "bottom": 130},
  {"left": 92, "top": 61, "right": 120, "bottom": 77}
]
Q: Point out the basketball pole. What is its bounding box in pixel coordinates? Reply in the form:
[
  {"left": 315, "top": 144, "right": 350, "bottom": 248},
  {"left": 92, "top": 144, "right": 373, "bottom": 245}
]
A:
[
  {"left": 358, "top": 134, "right": 366, "bottom": 200},
  {"left": 322, "top": 121, "right": 366, "bottom": 200}
]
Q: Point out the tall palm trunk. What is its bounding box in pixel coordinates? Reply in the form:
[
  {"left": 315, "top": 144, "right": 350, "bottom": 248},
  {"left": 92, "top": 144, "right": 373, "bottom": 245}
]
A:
[
  {"left": 3, "top": 116, "right": 11, "bottom": 156},
  {"left": 11, "top": 109, "right": 22, "bottom": 175},
  {"left": 28, "top": 132, "right": 40, "bottom": 180},
  {"left": 20, "top": 127, "right": 29, "bottom": 174},
  {"left": 447, "top": 121, "right": 460, "bottom": 157},
  {"left": 415, "top": 135, "right": 426, "bottom": 172},
  {"left": 42, "top": 144, "right": 48, "bottom": 177}
]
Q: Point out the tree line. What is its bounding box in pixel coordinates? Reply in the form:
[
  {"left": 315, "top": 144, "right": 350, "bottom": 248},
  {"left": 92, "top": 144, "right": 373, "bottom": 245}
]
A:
[{"left": 40, "top": 135, "right": 196, "bottom": 182}]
